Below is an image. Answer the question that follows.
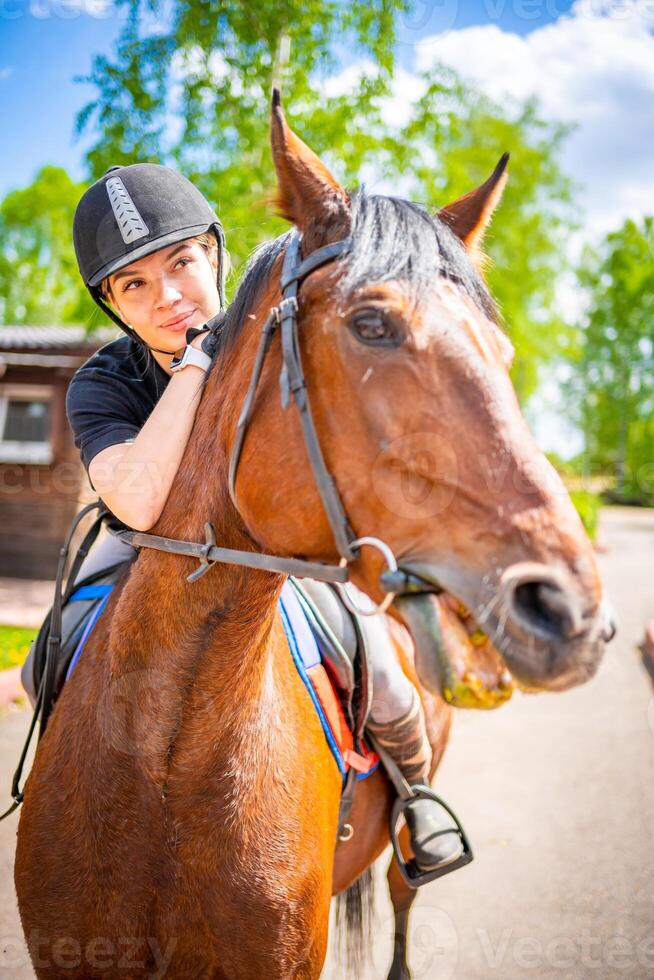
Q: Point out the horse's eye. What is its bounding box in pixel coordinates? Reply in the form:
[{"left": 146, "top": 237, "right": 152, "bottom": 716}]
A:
[{"left": 349, "top": 309, "right": 399, "bottom": 347}]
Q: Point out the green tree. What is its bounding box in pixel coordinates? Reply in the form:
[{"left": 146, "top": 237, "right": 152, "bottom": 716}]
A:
[
  {"left": 75, "top": 0, "right": 408, "bottom": 267},
  {"left": 78, "top": 4, "right": 575, "bottom": 400},
  {"left": 568, "top": 216, "right": 654, "bottom": 503},
  {"left": 0, "top": 166, "right": 102, "bottom": 328}
]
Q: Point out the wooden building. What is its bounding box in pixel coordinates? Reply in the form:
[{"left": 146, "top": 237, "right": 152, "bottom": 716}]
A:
[{"left": 0, "top": 325, "right": 117, "bottom": 579}]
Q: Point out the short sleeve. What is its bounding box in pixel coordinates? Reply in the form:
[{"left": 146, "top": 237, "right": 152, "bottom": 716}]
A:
[{"left": 65, "top": 369, "right": 143, "bottom": 481}]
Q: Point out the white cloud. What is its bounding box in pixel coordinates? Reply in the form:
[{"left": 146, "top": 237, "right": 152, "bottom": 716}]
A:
[
  {"left": 413, "top": 1, "right": 654, "bottom": 240},
  {"left": 316, "top": 4, "right": 654, "bottom": 241},
  {"left": 323, "top": 61, "right": 426, "bottom": 128},
  {"left": 0, "top": 68, "right": 14, "bottom": 81},
  {"left": 321, "top": 59, "right": 379, "bottom": 98}
]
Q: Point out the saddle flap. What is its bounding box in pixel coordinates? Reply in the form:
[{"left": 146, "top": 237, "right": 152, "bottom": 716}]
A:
[{"left": 288, "top": 578, "right": 356, "bottom": 697}]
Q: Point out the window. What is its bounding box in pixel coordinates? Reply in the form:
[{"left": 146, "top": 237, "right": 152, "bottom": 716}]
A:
[{"left": 0, "top": 385, "right": 52, "bottom": 463}]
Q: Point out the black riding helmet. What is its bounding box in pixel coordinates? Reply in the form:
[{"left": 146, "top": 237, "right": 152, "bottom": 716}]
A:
[{"left": 73, "top": 163, "right": 226, "bottom": 348}]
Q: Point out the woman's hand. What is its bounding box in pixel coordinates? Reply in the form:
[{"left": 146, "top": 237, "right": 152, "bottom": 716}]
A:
[
  {"left": 190, "top": 330, "right": 210, "bottom": 351},
  {"left": 173, "top": 328, "right": 210, "bottom": 359}
]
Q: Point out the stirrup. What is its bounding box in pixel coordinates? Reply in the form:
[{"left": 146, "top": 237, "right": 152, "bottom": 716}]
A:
[{"left": 390, "top": 784, "right": 474, "bottom": 889}]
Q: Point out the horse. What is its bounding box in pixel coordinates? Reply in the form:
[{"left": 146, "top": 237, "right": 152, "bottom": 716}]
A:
[{"left": 14, "top": 93, "right": 612, "bottom": 979}]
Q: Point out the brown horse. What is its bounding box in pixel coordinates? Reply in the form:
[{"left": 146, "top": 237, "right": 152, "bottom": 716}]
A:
[{"left": 14, "top": 96, "right": 612, "bottom": 979}]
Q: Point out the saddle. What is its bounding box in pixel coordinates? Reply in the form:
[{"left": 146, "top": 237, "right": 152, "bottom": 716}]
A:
[
  {"left": 5, "top": 507, "right": 472, "bottom": 887},
  {"left": 282, "top": 578, "right": 378, "bottom": 785}
]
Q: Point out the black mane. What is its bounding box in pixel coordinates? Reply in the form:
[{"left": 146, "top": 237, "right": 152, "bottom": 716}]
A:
[{"left": 214, "top": 187, "right": 498, "bottom": 356}]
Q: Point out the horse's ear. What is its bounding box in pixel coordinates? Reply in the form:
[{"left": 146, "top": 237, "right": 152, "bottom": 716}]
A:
[
  {"left": 270, "top": 89, "right": 351, "bottom": 250},
  {"left": 438, "top": 153, "right": 509, "bottom": 262}
]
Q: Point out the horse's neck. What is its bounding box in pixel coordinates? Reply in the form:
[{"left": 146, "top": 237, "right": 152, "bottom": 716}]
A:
[
  {"left": 117, "top": 507, "right": 283, "bottom": 683},
  {"left": 109, "top": 531, "right": 285, "bottom": 788},
  {"left": 109, "top": 327, "right": 290, "bottom": 743}
]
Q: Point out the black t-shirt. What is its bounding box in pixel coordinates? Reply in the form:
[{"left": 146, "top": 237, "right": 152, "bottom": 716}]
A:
[{"left": 66, "top": 335, "right": 171, "bottom": 529}]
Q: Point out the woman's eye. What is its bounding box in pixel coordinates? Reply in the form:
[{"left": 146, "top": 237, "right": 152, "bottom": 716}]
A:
[
  {"left": 123, "top": 279, "right": 143, "bottom": 292},
  {"left": 349, "top": 309, "right": 399, "bottom": 347},
  {"left": 175, "top": 256, "right": 192, "bottom": 269}
]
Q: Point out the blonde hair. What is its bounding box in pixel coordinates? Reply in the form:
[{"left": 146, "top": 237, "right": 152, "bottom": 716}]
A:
[{"left": 99, "top": 231, "right": 228, "bottom": 304}]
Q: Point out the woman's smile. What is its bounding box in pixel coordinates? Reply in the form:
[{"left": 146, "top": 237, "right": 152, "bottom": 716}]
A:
[{"left": 159, "top": 309, "right": 198, "bottom": 332}]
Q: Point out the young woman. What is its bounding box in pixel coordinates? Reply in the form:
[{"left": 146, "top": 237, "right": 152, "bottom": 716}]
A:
[{"left": 24, "top": 162, "right": 463, "bottom": 873}]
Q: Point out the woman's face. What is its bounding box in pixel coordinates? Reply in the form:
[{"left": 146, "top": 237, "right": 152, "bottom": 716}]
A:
[{"left": 107, "top": 238, "right": 221, "bottom": 352}]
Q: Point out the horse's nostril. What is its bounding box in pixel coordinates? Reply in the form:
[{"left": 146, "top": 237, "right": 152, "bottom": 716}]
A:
[
  {"left": 500, "top": 562, "right": 592, "bottom": 645},
  {"left": 512, "top": 580, "right": 580, "bottom": 640}
]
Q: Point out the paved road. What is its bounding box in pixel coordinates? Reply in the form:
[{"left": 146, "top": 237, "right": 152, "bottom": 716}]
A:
[{"left": 1, "top": 507, "right": 652, "bottom": 979}]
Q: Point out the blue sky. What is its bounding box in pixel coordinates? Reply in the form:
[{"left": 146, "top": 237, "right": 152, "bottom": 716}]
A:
[
  {"left": 0, "top": 0, "right": 575, "bottom": 199},
  {"left": 396, "top": 0, "right": 574, "bottom": 49},
  {"left": 0, "top": 3, "right": 126, "bottom": 197}
]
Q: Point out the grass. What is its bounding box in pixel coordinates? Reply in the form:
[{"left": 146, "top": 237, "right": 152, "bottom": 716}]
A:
[
  {"left": 569, "top": 490, "right": 601, "bottom": 542},
  {"left": 0, "top": 624, "right": 37, "bottom": 672}
]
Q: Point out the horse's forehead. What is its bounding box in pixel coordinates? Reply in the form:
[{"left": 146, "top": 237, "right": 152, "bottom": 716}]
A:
[{"left": 412, "top": 279, "right": 512, "bottom": 367}]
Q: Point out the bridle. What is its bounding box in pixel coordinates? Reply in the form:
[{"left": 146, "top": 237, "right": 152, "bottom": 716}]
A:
[{"left": 116, "top": 228, "right": 438, "bottom": 615}]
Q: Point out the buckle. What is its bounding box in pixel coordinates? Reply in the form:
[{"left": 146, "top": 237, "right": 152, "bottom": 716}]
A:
[
  {"left": 187, "top": 523, "right": 217, "bottom": 583},
  {"left": 389, "top": 785, "right": 474, "bottom": 889},
  {"left": 279, "top": 296, "right": 299, "bottom": 316}
]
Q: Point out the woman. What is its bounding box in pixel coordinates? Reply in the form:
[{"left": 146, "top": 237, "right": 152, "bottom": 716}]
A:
[{"left": 23, "top": 162, "right": 462, "bottom": 873}]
